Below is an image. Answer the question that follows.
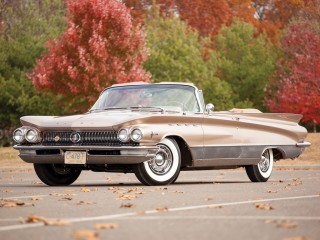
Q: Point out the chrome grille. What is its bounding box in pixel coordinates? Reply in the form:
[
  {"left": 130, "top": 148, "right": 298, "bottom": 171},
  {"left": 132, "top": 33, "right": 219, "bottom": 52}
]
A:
[{"left": 40, "top": 131, "right": 138, "bottom": 146}]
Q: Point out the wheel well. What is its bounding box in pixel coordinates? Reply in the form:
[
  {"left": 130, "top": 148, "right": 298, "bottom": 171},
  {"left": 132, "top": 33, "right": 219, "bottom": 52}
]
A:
[
  {"left": 167, "top": 136, "right": 193, "bottom": 167},
  {"left": 271, "top": 148, "right": 285, "bottom": 161}
]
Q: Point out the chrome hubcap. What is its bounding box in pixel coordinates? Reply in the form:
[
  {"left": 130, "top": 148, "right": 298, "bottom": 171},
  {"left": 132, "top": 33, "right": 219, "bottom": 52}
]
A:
[
  {"left": 258, "top": 151, "right": 270, "bottom": 173},
  {"left": 148, "top": 145, "right": 173, "bottom": 175}
]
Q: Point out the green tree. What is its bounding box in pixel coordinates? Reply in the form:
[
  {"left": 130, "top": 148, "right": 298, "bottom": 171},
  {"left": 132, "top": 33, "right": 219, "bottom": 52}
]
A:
[
  {"left": 213, "top": 19, "right": 278, "bottom": 110},
  {"left": 144, "top": 9, "right": 233, "bottom": 110},
  {"left": 0, "top": 0, "right": 66, "bottom": 145}
]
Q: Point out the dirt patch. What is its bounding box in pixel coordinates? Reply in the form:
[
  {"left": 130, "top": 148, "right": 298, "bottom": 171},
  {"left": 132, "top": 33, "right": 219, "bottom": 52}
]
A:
[
  {"left": 0, "top": 147, "right": 28, "bottom": 167},
  {"left": 1, "top": 133, "right": 318, "bottom": 167}
]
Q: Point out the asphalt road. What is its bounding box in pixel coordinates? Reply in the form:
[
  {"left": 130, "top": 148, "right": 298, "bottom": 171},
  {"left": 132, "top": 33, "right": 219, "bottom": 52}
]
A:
[{"left": 0, "top": 166, "right": 319, "bottom": 240}]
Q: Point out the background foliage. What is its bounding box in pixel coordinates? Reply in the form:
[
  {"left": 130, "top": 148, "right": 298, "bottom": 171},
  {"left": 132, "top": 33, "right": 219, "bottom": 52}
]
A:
[{"left": 0, "top": 0, "right": 66, "bottom": 145}]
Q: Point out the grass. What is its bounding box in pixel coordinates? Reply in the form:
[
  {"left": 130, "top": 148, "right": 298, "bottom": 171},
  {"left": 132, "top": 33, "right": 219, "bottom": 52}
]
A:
[{"left": 0, "top": 133, "right": 319, "bottom": 167}]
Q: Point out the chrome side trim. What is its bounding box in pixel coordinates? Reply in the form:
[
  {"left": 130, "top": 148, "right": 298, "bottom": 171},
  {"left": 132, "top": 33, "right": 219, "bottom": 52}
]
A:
[
  {"left": 296, "top": 142, "right": 311, "bottom": 148},
  {"left": 193, "top": 158, "right": 259, "bottom": 167},
  {"left": 190, "top": 144, "right": 306, "bottom": 166}
]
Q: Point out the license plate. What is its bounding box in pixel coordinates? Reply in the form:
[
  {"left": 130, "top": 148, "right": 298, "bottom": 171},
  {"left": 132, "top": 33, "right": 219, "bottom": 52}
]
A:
[{"left": 64, "top": 151, "right": 86, "bottom": 164}]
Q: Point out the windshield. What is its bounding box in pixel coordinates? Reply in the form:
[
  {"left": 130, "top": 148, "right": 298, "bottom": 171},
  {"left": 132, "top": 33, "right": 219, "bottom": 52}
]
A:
[{"left": 91, "top": 84, "right": 200, "bottom": 112}]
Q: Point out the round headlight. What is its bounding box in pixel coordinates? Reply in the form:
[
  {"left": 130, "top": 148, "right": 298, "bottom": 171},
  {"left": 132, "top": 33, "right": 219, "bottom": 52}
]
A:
[
  {"left": 130, "top": 128, "right": 143, "bottom": 142},
  {"left": 13, "top": 128, "right": 25, "bottom": 143},
  {"left": 118, "top": 129, "right": 129, "bottom": 142},
  {"left": 25, "top": 129, "right": 39, "bottom": 143}
]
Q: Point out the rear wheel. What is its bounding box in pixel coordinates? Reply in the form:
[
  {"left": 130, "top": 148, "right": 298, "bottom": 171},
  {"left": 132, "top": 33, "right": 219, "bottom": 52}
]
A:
[
  {"left": 34, "top": 164, "right": 81, "bottom": 186},
  {"left": 245, "top": 149, "right": 274, "bottom": 182},
  {"left": 135, "top": 138, "right": 181, "bottom": 186}
]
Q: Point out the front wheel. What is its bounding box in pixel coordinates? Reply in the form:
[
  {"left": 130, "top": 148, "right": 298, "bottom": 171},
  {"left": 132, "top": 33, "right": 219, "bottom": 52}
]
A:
[
  {"left": 245, "top": 149, "right": 274, "bottom": 182},
  {"left": 135, "top": 138, "right": 181, "bottom": 186},
  {"left": 34, "top": 164, "right": 81, "bottom": 186}
]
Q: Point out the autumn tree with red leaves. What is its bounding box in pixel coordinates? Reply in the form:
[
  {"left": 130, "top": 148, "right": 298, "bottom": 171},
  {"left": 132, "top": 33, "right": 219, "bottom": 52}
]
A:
[
  {"left": 29, "top": 0, "right": 150, "bottom": 112},
  {"left": 265, "top": 19, "right": 320, "bottom": 130},
  {"left": 124, "top": 0, "right": 232, "bottom": 38}
]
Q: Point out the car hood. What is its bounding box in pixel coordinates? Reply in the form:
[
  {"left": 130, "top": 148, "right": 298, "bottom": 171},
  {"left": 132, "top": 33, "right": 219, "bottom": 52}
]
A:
[{"left": 20, "top": 110, "right": 156, "bottom": 131}]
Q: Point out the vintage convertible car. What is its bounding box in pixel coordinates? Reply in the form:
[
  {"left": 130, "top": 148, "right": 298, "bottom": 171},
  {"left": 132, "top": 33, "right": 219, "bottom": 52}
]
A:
[{"left": 13, "top": 82, "right": 310, "bottom": 186}]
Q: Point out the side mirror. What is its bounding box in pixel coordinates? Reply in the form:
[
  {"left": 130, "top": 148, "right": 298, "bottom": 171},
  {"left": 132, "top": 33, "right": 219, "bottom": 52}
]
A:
[{"left": 205, "top": 103, "right": 214, "bottom": 114}]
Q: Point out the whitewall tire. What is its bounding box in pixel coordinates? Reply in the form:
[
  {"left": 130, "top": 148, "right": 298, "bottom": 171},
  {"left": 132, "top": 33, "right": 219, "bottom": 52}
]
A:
[
  {"left": 135, "top": 138, "right": 181, "bottom": 186},
  {"left": 245, "top": 149, "right": 274, "bottom": 182}
]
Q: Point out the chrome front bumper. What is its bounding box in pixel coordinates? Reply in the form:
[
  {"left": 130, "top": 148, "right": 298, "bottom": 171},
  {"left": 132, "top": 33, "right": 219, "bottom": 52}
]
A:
[{"left": 13, "top": 145, "right": 158, "bottom": 164}]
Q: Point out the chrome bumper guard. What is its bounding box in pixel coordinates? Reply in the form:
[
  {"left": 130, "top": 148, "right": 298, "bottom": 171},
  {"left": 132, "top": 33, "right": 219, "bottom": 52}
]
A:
[
  {"left": 13, "top": 145, "right": 158, "bottom": 164},
  {"left": 296, "top": 142, "right": 311, "bottom": 148}
]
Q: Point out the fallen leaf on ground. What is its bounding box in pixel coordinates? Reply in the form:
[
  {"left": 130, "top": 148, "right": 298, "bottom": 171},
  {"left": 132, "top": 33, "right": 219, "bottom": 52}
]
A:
[
  {"left": 158, "top": 187, "right": 168, "bottom": 191},
  {"left": 0, "top": 199, "right": 34, "bottom": 208},
  {"left": 58, "top": 197, "right": 73, "bottom": 201},
  {"left": 32, "top": 181, "right": 43, "bottom": 185},
  {"left": 80, "top": 187, "right": 91, "bottom": 192},
  {"left": 0, "top": 189, "right": 13, "bottom": 193},
  {"left": 120, "top": 203, "right": 134, "bottom": 208},
  {"left": 48, "top": 219, "right": 70, "bottom": 226},
  {"left": 106, "top": 177, "right": 113, "bottom": 182},
  {"left": 284, "top": 186, "right": 292, "bottom": 190},
  {"left": 23, "top": 215, "right": 68, "bottom": 226},
  {"left": 73, "top": 230, "right": 99, "bottom": 240},
  {"left": 24, "top": 215, "right": 50, "bottom": 225},
  {"left": 265, "top": 190, "right": 278, "bottom": 193},
  {"left": 170, "top": 190, "right": 184, "bottom": 194},
  {"left": 134, "top": 191, "right": 145, "bottom": 195},
  {"left": 205, "top": 198, "right": 213, "bottom": 201},
  {"left": 75, "top": 201, "right": 96, "bottom": 205},
  {"left": 50, "top": 193, "right": 75, "bottom": 197},
  {"left": 116, "top": 195, "right": 136, "bottom": 201},
  {"left": 156, "top": 207, "right": 168, "bottom": 212},
  {"left": 1, "top": 202, "right": 18, "bottom": 207},
  {"left": 94, "top": 223, "right": 118, "bottom": 230},
  {"left": 277, "top": 221, "right": 299, "bottom": 229},
  {"left": 255, "top": 203, "right": 274, "bottom": 210},
  {"left": 208, "top": 205, "right": 223, "bottom": 209},
  {"left": 287, "top": 178, "right": 303, "bottom": 187},
  {"left": 30, "top": 197, "right": 43, "bottom": 201}
]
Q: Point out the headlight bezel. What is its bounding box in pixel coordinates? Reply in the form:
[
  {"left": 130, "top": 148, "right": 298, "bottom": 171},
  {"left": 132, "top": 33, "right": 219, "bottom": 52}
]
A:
[
  {"left": 118, "top": 128, "right": 129, "bottom": 142},
  {"left": 13, "top": 128, "right": 26, "bottom": 143},
  {"left": 13, "top": 127, "right": 41, "bottom": 144},
  {"left": 130, "top": 128, "right": 143, "bottom": 142},
  {"left": 25, "top": 128, "right": 41, "bottom": 143}
]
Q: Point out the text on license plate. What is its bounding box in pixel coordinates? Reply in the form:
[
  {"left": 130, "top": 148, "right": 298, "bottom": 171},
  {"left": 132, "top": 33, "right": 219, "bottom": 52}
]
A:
[{"left": 64, "top": 151, "right": 86, "bottom": 164}]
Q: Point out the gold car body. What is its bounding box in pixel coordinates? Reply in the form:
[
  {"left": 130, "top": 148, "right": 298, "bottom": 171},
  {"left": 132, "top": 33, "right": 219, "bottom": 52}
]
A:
[{"left": 13, "top": 82, "right": 310, "bottom": 170}]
